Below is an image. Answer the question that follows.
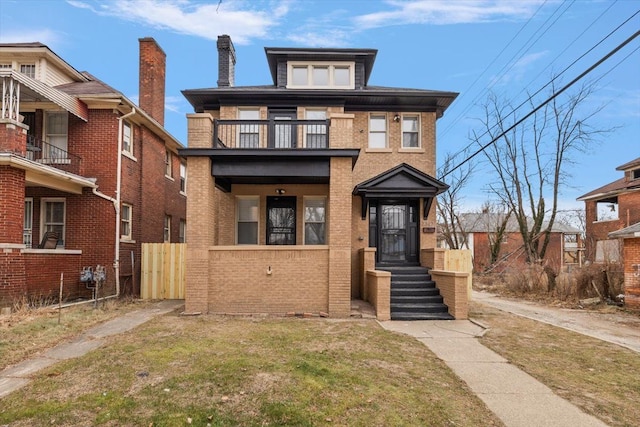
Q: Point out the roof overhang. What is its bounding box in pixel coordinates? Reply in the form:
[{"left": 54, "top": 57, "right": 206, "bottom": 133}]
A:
[
  {"left": 0, "top": 153, "right": 96, "bottom": 194},
  {"left": 608, "top": 222, "right": 640, "bottom": 239},
  {"left": 0, "top": 70, "right": 88, "bottom": 121},
  {"left": 353, "top": 163, "right": 449, "bottom": 219}
]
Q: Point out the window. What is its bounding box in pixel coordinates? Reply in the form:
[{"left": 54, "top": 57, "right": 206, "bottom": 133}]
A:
[
  {"left": 180, "top": 162, "right": 187, "bottom": 194},
  {"left": 267, "top": 196, "right": 296, "bottom": 245},
  {"left": 121, "top": 204, "right": 132, "bottom": 240},
  {"left": 237, "top": 197, "right": 259, "bottom": 244},
  {"left": 24, "top": 198, "right": 33, "bottom": 248},
  {"left": 41, "top": 198, "right": 65, "bottom": 247},
  {"left": 179, "top": 219, "right": 186, "bottom": 243},
  {"left": 20, "top": 64, "right": 35, "bottom": 78},
  {"left": 0, "top": 63, "right": 11, "bottom": 69},
  {"left": 164, "top": 215, "right": 171, "bottom": 243},
  {"left": 305, "top": 109, "right": 327, "bottom": 148},
  {"left": 45, "top": 112, "right": 68, "bottom": 160},
  {"left": 287, "top": 62, "right": 354, "bottom": 89},
  {"left": 633, "top": 169, "right": 640, "bottom": 180},
  {"left": 369, "top": 114, "right": 387, "bottom": 148},
  {"left": 238, "top": 108, "right": 260, "bottom": 148},
  {"left": 165, "top": 149, "right": 172, "bottom": 177},
  {"left": 122, "top": 121, "right": 132, "bottom": 155},
  {"left": 402, "top": 115, "right": 420, "bottom": 148},
  {"left": 304, "top": 197, "right": 326, "bottom": 245}
]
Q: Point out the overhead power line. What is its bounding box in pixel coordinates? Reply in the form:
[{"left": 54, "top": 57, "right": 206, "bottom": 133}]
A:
[{"left": 439, "top": 29, "right": 640, "bottom": 181}]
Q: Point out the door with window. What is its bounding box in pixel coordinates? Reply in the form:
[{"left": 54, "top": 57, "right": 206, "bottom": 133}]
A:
[
  {"left": 370, "top": 201, "right": 419, "bottom": 264},
  {"left": 268, "top": 109, "right": 297, "bottom": 148},
  {"left": 267, "top": 196, "right": 296, "bottom": 245}
]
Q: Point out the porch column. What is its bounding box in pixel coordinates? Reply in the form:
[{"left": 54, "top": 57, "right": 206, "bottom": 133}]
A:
[
  {"left": 328, "top": 113, "right": 354, "bottom": 317},
  {"left": 0, "top": 121, "right": 28, "bottom": 306},
  {"left": 184, "top": 113, "right": 215, "bottom": 314}
]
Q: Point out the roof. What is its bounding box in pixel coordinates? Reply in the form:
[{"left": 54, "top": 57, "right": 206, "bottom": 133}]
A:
[
  {"left": 616, "top": 157, "right": 640, "bottom": 171},
  {"left": 457, "top": 212, "right": 580, "bottom": 233},
  {"left": 576, "top": 177, "right": 640, "bottom": 201},
  {"left": 55, "top": 72, "right": 120, "bottom": 96},
  {"left": 353, "top": 163, "right": 449, "bottom": 199},
  {"left": 609, "top": 222, "right": 640, "bottom": 239}
]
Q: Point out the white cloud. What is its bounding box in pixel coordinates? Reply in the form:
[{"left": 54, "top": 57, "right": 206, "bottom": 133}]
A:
[
  {"left": 0, "top": 28, "right": 61, "bottom": 45},
  {"left": 68, "top": 0, "right": 291, "bottom": 44},
  {"left": 165, "top": 95, "right": 186, "bottom": 114},
  {"left": 489, "top": 50, "right": 548, "bottom": 86},
  {"left": 353, "top": 0, "right": 545, "bottom": 29}
]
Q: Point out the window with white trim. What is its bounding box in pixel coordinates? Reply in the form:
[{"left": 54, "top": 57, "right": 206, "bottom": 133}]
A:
[
  {"left": 164, "top": 215, "right": 171, "bottom": 243},
  {"left": 0, "top": 63, "right": 11, "bottom": 69},
  {"left": 165, "top": 149, "right": 172, "bottom": 177},
  {"left": 122, "top": 120, "right": 132, "bottom": 155},
  {"left": 24, "top": 198, "right": 33, "bottom": 248},
  {"left": 20, "top": 64, "right": 35, "bottom": 78},
  {"left": 45, "top": 112, "right": 68, "bottom": 160},
  {"left": 41, "top": 198, "right": 65, "bottom": 247},
  {"left": 402, "top": 115, "right": 420, "bottom": 148},
  {"left": 305, "top": 109, "right": 327, "bottom": 148},
  {"left": 369, "top": 114, "right": 387, "bottom": 148},
  {"left": 179, "top": 219, "right": 186, "bottom": 243},
  {"left": 237, "top": 197, "right": 259, "bottom": 244},
  {"left": 304, "top": 197, "right": 326, "bottom": 245},
  {"left": 121, "top": 204, "right": 132, "bottom": 240},
  {"left": 238, "top": 108, "right": 260, "bottom": 148},
  {"left": 180, "top": 162, "right": 187, "bottom": 194},
  {"left": 287, "top": 62, "right": 354, "bottom": 89}
]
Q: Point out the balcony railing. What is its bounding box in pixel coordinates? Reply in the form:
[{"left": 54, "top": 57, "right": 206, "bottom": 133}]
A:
[
  {"left": 26, "top": 134, "right": 82, "bottom": 175},
  {"left": 214, "top": 119, "right": 330, "bottom": 149}
]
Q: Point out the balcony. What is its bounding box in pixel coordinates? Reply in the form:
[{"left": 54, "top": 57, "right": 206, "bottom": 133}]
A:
[
  {"left": 26, "top": 135, "right": 82, "bottom": 175},
  {"left": 214, "top": 119, "right": 330, "bottom": 149}
]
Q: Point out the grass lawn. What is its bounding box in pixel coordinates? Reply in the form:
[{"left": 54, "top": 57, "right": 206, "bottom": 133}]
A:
[
  {"left": 471, "top": 301, "right": 640, "bottom": 427},
  {"left": 0, "top": 307, "right": 503, "bottom": 427}
]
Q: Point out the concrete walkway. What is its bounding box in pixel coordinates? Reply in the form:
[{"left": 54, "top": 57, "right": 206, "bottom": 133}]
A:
[
  {"left": 379, "top": 319, "right": 608, "bottom": 427},
  {"left": 0, "top": 300, "right": 183, "bottom": 399}
]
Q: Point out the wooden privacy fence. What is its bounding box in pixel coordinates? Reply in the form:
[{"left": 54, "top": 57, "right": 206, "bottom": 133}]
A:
[
  {"left": 443, "top": 249, "right": 473, "bottom": 298},
  {"left": 141, "top": 243, "right": 186, "bottom": 299}
]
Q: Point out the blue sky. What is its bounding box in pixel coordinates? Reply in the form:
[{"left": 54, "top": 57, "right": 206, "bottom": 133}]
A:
[{"left": 1, "top": 0, "right": 638, "bottom": 211}]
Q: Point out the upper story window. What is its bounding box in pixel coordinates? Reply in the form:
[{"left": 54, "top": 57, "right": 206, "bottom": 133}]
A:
[
  {"left": 164, "top": 215, "right": 171, "bottom": 243},
  {"left": 179, "top": 219, "right": 186, "bottom": 243},
  {"left": 45, "top": 112, "right": 68, "bottom": 160},
  {"left": 632, "top": 169, "right": 640, "bottom": 180},
  {"left": 287, "top": 62, "right": 354, "bottom": 89},
  {"left": 165, "top": 149, "right": 172, "bottom": 177},
  {"left": 180, "top": 162, "right": 187, "bottom": 194},
  {"left": 305, "top": 109, "right": 327, "bottom": 148},
  {"left": 238, "top": 108, "right": 260, "bottom": 148},
  {"left": 369, "top": 114, "right": 387, "bottom": 148},
  {"left": 122, "top": 121, "right": 133, "bottom": 155},
  {"left": 0, "top": 63, "right": 11, "bottom": 69},
  {"left": 402, "top": 114, "right": 420, "bottom": 148},
  {"left": 121, "top": 204, "right": 132, "bottom": 240},
  {"left": 20, "top": 64, "right": 35, "bottom": 78}
]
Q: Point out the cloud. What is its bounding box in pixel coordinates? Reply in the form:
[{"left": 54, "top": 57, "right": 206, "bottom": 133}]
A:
[
  {"left": 68, "top": 0, "right": 291, "bottom": 44},
  {"left": 0, "top": 28, "right": 62, "bottom": 45},
  {"left": 165, "top": 95, "right": 187, "bottom": 114},
  {"left": 489, "top": 50, "right": 548, "bottom": 86},
  {"left": 353, "top": 0, "right": 544, "bottom": 30}
]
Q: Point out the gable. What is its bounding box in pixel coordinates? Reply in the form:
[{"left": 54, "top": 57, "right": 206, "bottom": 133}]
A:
[{"left": 354, "top": 163, "right": 448, "bottom": 197}]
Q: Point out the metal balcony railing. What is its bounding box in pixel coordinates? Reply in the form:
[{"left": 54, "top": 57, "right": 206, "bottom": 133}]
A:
[
  {"left": 213, "top": 119, "right": 330, "bottom": 149},
  {"left": 26, "top": 134, "right": 82, "bottom": 175}
]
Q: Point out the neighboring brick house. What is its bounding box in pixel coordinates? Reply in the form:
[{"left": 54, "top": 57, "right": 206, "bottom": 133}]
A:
[
  {"left": 0, "top": 38, "right": 186, "bottom": 306},
  {"left": 438, "top": 212, "right": 582, "bottom": 273},
  {"left": 578, "top": 157, "right": 640, "bottom": 308},
  {"left": 180, "top": 35, "right": 459, "bottom": 319}
]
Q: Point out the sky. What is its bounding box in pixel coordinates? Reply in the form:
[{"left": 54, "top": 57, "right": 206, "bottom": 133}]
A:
[{"left": 1, "top": 0, "right": 638, "bottom": 213}]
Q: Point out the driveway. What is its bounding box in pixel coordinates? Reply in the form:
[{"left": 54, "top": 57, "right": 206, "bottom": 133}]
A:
[{"left": 472, "top": 290, "right": 640, "bottom": 353}]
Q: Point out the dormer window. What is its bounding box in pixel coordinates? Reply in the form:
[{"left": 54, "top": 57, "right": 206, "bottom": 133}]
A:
[
  {"left": 287, "top": 62, "right": 354, "bottom": 89},
  {"left": 20, "top": 64, "right": 35, "bottom": 79},
  {"left": 633, "top": 169, "right": 640, "bottom": 180}
]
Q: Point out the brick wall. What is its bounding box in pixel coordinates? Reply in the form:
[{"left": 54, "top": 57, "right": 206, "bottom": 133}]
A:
[
  {"left": 22, "top": 252, "right": 90, "bottom": 300},
  {"left": 0, "top": 250, "right": 25, "bottom": 305},
  {"left": 623, "top": 237, "right": 640, "bottom": 310},
  {"left": 430, "top": 270, "right": 469, "bottom": 319},
  {"left": 139, "top": 37, "right": 166, "bottom": 126},
  {"left": 0, "top": 166, "right": 25, "bottom": 243},
  {"left": 0, "top": 121, "right": 28, "bottom": 154}
]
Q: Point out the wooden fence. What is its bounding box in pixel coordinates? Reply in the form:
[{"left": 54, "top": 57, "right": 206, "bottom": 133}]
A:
[{"left": 140, "top": 243, "right": 186, "bottom": 299}]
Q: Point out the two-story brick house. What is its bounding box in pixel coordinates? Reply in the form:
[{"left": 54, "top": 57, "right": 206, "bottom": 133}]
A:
[
  {"left": 180, "top": 35, "right": 458, "bottom": 319},
  {"left": 0, "top": 38, "right": 186, "bottom": 306},
  {"left": 578, "top": 157, "right": 640, "bottom": 308}
]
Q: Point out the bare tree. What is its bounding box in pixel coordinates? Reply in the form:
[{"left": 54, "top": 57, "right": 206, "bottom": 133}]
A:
[
  {"left": 437, "top": 151, "right": 475, "bottom": 249},
  {"left": 472, "top": 80, "right": 611, "bottom": 263},
  {"left": 478, "top": 201, "right": 512, "bottom": 267}
]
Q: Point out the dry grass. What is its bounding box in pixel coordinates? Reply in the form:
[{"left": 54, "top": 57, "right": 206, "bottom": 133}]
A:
[
  {"left": 0, "top": 310, "right": 504, "bottom": 427},
  {"left": 470, "top": 301, "right": 640, "bottom": 427}
]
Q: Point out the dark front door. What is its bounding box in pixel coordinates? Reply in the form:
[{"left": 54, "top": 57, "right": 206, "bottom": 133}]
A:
[
  {"left": 268, "top": 109, "right": 297, "bottom": 148},
  {"left": 267, "top": 196, "right": 296, "bottom": 245},
  {"left": 371, "top": 201, "right": 419, "bottom": 264}
]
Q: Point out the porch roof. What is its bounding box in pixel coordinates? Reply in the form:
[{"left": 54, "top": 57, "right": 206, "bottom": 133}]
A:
[{"left": 609, "top": 222, "right": 640, "bottom": 239}]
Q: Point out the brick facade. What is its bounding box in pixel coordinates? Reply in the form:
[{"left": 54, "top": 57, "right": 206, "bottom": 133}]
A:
[{"left": 622, "top": 238, "right": 640, "bottom": 310}]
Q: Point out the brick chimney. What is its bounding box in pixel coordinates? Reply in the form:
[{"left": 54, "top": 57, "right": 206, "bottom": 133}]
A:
[
  {"left": 217, "top": 35, "right": 236, "bottom": 87},
  {"left": 139, "top": 37, "right": 166, "bottom": 126}
]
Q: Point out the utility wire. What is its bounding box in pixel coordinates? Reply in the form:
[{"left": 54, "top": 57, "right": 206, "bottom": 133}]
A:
[{"left": 438, "top": 30, "right": 640, "bottom": 181}]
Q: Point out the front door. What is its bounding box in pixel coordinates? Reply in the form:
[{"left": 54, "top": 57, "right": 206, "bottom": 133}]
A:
[
  {"left": 268, "top": 109, "right": 297, "bottom": 148},
  {"left": 267, "top": 196, "right": 296, "bottom": 245},
  {"left": 371, "top": 201, "right": 419, "bottom": 264}
]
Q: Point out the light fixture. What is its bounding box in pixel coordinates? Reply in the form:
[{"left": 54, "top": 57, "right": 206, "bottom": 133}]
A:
[
  {"left": 393, "top": 114, "right": 400, "bottom": 122},
  {"left": 276, "top": 188, "right": 286, "bottom": 195}
]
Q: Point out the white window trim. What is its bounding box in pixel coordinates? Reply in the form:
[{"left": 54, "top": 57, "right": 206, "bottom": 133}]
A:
[
  {"left": 40, "top": 197, "right": 65, "bottom": 248},
  {"left": 165, "top": 149, "right": 173, "bottom": 179},
  {"left": 24, "top": 198, "right": 33, "bottom": 248},
  {"left": 237, "top": 107, "right": 261, "bottom": 148},
  {"left": 401, "top": 114, "right": 421, "bottom": 149},
  {"left": 303, "top": 196, "right": 327, "bottom": 245},
  {"left": 368, "top": 113, "right": 388, "bottom": 149},
  {"left": 121, "top": 203, "right": 133, "bottom": 240},
  {"left": 43, "top": 111, "right": 69, "bottom": 163},
  {"left": 179, "top": 219, "right": 186, "bottom": 243},
  {"left": 19, "top": 63, "right": 36, "bottom": 79},
  {"left": 122, "top": 120, "right": 136, "bottom": 159},
  {"left": 287, "top": 61, "right": 355, "bottom": 89},
  {"left": 179, "top": 162, "right": 187, "bottom": 196},
  {"left": 304, "top": 108, "right": 327, "bottom": 148},
  {"left": 164, "top": 215, "right": 171, "bottom": 243},
  {"left": 236, "top": 196, "right": 260, "bottom": 245}
]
